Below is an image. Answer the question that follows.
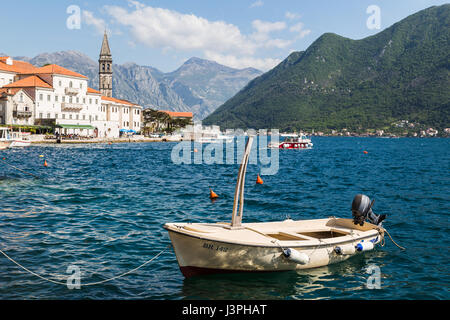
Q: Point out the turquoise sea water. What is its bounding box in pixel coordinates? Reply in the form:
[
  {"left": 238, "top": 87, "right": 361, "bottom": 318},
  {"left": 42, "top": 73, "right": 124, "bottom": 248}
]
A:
[{"left": 0, "top": 137, "right": 448, "bottom": 300}]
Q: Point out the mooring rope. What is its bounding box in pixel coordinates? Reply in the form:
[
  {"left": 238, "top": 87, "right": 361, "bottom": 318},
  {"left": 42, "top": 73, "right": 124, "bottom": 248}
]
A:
[
  {"left": 0, "top": 244, "right": 171, "bottom": 287},
  {"left": 0, "top": 159, "right": 41, "bottom": 179},
  {"left": 383, "top": 228, "right": 406, "bottom": 250}
]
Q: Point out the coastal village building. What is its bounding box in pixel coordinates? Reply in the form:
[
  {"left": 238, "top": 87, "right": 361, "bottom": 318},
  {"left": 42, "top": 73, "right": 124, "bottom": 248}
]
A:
[{"left": 0, "top": 32, "right": 142, "bottom": 138}]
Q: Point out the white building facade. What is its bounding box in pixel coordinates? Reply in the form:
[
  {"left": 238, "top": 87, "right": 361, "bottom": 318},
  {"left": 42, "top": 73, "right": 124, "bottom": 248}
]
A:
[{"left": 0, "top": 57, "right": 142, "bottom": 138}]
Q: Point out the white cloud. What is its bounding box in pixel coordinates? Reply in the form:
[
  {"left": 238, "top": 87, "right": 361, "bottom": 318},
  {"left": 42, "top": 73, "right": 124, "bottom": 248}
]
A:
[
  {"left": 204, "top": 51, "right": 281, "bottom": 71},
  {"left": 250, "top": 1, "right": 264, "bottom": 8},
  {"left": 127, "top": 0, "right": 145, "bottom": 10},
  {"left": 252, "top": 20, "right": 286, "bottom": 34},
  {"left": 299, "top": 29, "right": 311, "bottom": 38},
  {"left": 289, "top": 22, "right": 311, "bottom": 38},
  {"left": 285, "top": 11, "right": 301, "bottom": 20},
  {"left": 104, "top": 5, "right": 255, "bottom": 55},
  {"left": 99, "top": 1, "right": 309, "bottom": 71},
  {"left": 82, "top": 10, "right": 107, "bottom": 35}
]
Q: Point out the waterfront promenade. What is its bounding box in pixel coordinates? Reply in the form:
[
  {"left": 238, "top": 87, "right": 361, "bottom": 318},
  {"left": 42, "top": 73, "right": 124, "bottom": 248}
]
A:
[{"left": 30, "top": 136, "right": 164, "bottom": 144}]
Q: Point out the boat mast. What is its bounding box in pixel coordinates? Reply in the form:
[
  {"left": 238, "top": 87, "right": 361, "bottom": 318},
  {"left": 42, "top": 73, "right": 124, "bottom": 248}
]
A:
[{"left": 230, "top": 136, "right": 253, "bottom": 228}]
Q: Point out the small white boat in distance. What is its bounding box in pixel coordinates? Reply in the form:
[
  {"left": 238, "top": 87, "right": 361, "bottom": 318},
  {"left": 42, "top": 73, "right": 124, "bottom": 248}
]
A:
[
  {"left": 195, "top": 133, "right": 234, "bottom": 144},
  {"left": 0, "top": 128, "right": 31, "bottom": 148},
  {"left": 269, "top": 133, "right": 313, "bottom": 149},
  {"left": 164, "top": 136, "right": 386, "bottom": 278},
  {"left": 162, "top": 133, "right": 183, "bottom": 142},
  {"left": 10, "top": 131, "right": 31, "bottom": 147}
]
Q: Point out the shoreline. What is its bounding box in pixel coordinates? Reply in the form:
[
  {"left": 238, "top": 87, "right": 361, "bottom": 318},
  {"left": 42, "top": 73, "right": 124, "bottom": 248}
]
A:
[
  {"left": 31, "top": 137, "right": 164, "bottom": 144},
  {"left": 28, "top": 135, "right": 448, "bottom": 145}
]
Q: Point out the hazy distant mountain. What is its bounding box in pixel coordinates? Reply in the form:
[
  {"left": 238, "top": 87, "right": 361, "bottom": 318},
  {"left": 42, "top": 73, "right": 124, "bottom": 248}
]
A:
[
  {"left": 162, "top": 57, "right": 262, "bottom": 119},
  {"left": 12, "top": 51, "right": 262, "bottom": 119}
]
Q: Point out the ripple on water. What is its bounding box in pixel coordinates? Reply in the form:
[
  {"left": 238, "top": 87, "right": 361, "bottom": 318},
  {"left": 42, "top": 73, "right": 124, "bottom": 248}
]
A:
[{"left": 0, "top": 137, "right": 449, "bottom": 299}]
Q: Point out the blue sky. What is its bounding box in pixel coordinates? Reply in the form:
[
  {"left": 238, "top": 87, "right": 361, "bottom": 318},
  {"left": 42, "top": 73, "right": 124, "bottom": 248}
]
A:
[{"left": 1, "top": 0, "right": 448, "bottom": 72}]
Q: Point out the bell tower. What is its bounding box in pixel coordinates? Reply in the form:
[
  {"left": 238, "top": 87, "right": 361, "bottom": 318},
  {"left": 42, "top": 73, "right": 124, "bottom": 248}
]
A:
[{"left": 99, "top": 31, "right": 112, "bottom": 97}]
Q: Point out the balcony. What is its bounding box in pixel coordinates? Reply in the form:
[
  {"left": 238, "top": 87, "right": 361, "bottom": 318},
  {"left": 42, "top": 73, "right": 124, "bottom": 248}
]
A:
[
  {"left": 13, "top": 110, "right": 33, "bottom": 118},
  {"left": 61, "top": 102, "right": 83, "bottom": 111},
  {"left": 65, "top": 87, "right": 80, "bottom": 95}
]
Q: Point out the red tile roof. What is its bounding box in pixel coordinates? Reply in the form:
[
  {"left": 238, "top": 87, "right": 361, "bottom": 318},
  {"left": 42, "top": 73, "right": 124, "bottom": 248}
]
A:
[
  {"left": 0, "top": 57, "right": 38, "bottom": 74},
  {"left": 87, "top": 87, "right": 101, "bottom": 94},
  {"left": 3, "top": 75, "right": 52, "bottom": 89},
  {"left": 161, "top": 110, "right": 193, "bottom": 118},
  {"left": 101, "top": 95, "right": 136, "bottom": 106},
  {"left": 0, "top": 87, "right": 22, "bottom": 96},
  {"left": 33, "top": 64, "right": 87, "bottom": 79}
]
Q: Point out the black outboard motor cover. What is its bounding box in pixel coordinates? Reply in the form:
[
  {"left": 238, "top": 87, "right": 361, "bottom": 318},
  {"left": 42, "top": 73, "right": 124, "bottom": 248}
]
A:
[{"left": 351, "top": 194, "right": 386, "bottom": 226}]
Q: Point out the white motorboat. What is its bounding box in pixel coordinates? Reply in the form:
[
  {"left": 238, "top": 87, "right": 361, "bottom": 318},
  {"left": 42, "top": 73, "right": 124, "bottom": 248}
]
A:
[
  {"left": 164, "top": 136, "right": 386, "bottom": 277},
  {"left": 162, "top": 134, "right": 183, "bottom": 142},
  {"left": 268, "top": 133, "right": 313, "bottom": 149},
  {"left": 195, "top": 134, "right": 234, "bottom": 144},
  {"left": 0, "top": 128, "right": 31, "bottom": 148},
  {"left": 176, "top": 124, "right": 234, "bottom": 143}
]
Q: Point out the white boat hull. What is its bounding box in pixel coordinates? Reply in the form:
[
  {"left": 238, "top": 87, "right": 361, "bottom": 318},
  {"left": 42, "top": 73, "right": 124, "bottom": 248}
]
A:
[
  {"left": 0, "top": 141, "right": 12, "bottom": 150},
  {"left": 165, "top": 218, "right": 383, "bottom": 277},
  {"left": 9, "top": 140, "right": 31, "bottom": 148}
]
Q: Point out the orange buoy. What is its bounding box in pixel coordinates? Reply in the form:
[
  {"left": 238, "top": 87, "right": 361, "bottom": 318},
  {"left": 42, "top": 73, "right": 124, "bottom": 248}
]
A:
[
  {"left": 44, "top": 160, "right": 48, "bottom": 167},
  {"left": 363, "top": 150, "right": 368, "bottom": 154},
  {"left": 194, "top": 148, "right": 198, "bottom": 153},
  {"left": 256, "top": 174, "right": 264, "bottom": 184},
  {"left": 209, "top": 188, "right": 219, "bottom": 199}
]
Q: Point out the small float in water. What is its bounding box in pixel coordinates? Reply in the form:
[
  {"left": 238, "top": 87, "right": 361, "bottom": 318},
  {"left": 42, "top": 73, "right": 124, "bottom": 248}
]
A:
[{"left": 164, "top": 136, "right": 387, "bottom": 278}]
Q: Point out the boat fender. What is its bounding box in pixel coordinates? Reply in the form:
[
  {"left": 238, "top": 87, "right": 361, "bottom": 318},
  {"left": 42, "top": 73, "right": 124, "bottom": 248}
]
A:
[
  {"left": 356, "top": 241, "right": 374, "bottom": 252},
  {"left": 334, "top": 244, "right": 356, "bottom": 255},
  {"left": 283, "top": 248, "right": 309, "bottom": 265}
]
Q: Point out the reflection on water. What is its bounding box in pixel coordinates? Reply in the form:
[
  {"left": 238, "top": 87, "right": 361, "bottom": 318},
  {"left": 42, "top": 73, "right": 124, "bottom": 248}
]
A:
[{"left": 180, "top": 252, "right": 388, "bottom": 300}]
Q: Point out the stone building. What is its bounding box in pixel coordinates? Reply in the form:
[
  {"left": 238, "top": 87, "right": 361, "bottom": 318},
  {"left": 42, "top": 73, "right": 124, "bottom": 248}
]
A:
[
  {"left": 99, "top": 31, "right": 113, "bottom": 98},
  {"left": 0, "top": 33, "right": 142, "bottom": 138}
]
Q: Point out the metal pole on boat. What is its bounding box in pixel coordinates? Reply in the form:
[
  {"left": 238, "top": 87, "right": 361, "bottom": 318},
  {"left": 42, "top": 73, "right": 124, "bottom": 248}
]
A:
[{"left": 230, "top": 135, "right": 253, "bottom": 228}]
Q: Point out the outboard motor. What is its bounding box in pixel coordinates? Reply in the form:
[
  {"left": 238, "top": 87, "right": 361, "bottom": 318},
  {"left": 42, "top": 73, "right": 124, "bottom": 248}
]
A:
[{"left": 351, "top": 194, "right": 386, "bottom": 226}]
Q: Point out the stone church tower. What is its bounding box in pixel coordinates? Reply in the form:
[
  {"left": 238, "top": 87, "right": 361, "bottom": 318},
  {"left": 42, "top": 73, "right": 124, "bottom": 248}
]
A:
[{"left": 99, "top": 31, "right": 112, "bottom": 97}]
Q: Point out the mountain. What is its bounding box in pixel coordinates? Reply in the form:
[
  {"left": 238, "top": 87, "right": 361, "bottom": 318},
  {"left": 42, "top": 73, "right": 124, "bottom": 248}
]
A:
[
  {"left": 12, "top": 51, "right": 261, "bottom": 119},
  {"left": 161, "top": 57, "right": 262, "bottom": 119},
  {"left": 203, "top": 5, "right": 450, "bottom": 131}
]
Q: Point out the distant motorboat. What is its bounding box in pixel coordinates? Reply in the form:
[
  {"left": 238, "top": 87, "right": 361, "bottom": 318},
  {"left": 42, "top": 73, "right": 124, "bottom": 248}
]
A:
[
  {"left": 195, "top": 133, "right": 234, "bottom": 144},
  {"left": 10, "top": 132, "right": 31, "bottom": 147},
  {"left": 174, "top": 124, "right": 234, "bottom": 143},
  {"left": 162, "top": 134, "right": 183, "bottom": 142},
  {"left": 269, "top": 133, "right": 313, "bottom": 149},
  {"left": 0, "top": 128, "right": 31, "bottom": 148}
]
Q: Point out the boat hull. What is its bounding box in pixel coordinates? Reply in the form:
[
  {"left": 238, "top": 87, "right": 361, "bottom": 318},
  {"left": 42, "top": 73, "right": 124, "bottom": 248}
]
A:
[
  {"left": 268, "top": 142, "right": 313, "bottom": 149},
  {"left": 0, "top": 141, "right": 12, "bottom": 150},
  {"left": 10, "top": 140, "right": 31, "bottom": 148},
  {"left": 166, "top": 223, "right": 381, "bottom": 278},
  {"left": 279, "top": 142, "right": 312, "bottom": 149}
]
